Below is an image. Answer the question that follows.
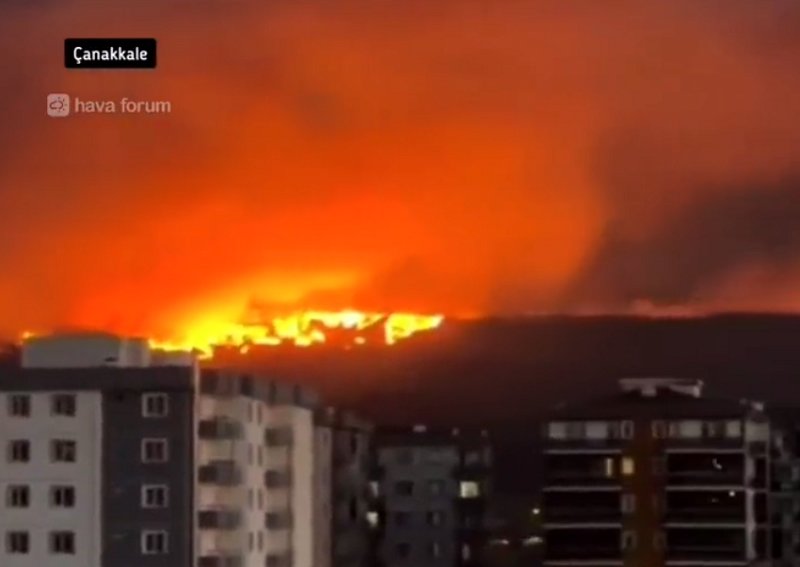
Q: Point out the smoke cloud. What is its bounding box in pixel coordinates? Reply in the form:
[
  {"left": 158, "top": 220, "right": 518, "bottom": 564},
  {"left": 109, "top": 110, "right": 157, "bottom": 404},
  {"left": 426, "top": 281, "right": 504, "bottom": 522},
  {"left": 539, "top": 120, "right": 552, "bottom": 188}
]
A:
[{"left": 1, "top": 0, "right": 799, "bottom": 338}]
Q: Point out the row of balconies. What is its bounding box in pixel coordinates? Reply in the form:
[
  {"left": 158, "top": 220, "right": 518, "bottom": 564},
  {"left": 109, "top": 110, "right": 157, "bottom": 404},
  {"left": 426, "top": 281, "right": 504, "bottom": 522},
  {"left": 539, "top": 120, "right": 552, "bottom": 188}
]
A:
[
  {"left": 198, "top": 460, "right": 292, "bottom": 487},
  {"left": 198, "top": 418, "right": 293, "bottom": 446},
  {"left": 198, "top": 550, "right": 292, "bottom": 567},
  {"left": 544, "top": 506, "right": 747, "bottom": 523},
  {"left": 197, "top": 509, "right": 293, "bottom": 531}
]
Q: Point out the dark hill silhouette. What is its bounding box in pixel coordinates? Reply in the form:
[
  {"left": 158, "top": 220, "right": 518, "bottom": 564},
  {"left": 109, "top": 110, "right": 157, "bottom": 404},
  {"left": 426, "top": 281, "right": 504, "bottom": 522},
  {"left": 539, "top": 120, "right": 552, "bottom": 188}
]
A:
[{"left": 3, "top": 315, "right": 800, "bottom": 427}]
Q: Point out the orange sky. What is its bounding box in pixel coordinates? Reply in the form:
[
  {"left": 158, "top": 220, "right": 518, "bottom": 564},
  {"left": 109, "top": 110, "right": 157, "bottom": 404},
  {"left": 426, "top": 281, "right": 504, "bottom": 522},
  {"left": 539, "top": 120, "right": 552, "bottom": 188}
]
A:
[{"left": 0, "top": 0, "right": 799, "bottom": 340}]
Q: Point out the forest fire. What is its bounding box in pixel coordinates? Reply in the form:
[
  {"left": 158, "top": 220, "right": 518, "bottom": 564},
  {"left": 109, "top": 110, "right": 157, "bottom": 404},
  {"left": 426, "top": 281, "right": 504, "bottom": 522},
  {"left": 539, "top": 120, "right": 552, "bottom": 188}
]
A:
[{"left": 148, "top": 310, "right": 444, "bottom": 357}]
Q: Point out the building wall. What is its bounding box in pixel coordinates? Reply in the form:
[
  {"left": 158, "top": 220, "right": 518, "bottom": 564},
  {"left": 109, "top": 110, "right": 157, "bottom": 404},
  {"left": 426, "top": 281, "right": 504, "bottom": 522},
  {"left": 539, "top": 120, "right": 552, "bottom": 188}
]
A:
[
  {"left": 378, "top": 445, "right": 461, "bottom": 567},
  {"left": 0, "top": 391, "right": 103, "bottom": 567},
  {"left": 314, "top": 425, "right": 333, "bottom": 567},
  {"left": 291, "top": 405, "right": 316, "bottom": 567},
  {"left": 101, "top": 389, "right": 196, "bottom": 567},
  {"left": 196, "top": 395, "right": 252, "bottom": 564}
]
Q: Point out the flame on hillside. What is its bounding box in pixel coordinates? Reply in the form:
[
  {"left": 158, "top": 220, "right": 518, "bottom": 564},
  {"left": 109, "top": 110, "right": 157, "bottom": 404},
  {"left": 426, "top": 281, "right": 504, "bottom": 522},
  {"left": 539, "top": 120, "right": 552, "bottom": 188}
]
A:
[{"left": 149, "top": 310, "right": 444, "bottom": 357}]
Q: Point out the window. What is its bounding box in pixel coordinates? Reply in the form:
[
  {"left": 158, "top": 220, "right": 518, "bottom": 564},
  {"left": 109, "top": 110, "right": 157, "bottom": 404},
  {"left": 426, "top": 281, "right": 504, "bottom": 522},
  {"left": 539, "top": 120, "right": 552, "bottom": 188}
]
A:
[
  {"left": 395, "top": 542, "right": 411, "bottom": 558},
  {"left": 394, "top": 481, "right": 414, "bottom": 496},
  {"left": 429, "top": 542, "right": 442, "bottom": 557},
  {"left": 51, "top": 394, "right": 76, "bottom": 417},
  {"left": 50, "top": 486, "right": 76, "bottom": 508},
  {"left": 141, "top": 439, "right": 168, "bottom": 463},
  {"left": 565, "top": 421, "right": 585, "bottom": 439},
  {"left": 621, "top": 493, "right": 636, "bottom": 513},
  {"left": 393, "top": 512, "right": 410, "bottom": 526},
  {"left": 428, "top": 480, "right": 445, "bottom": 495},
  {"left": 603, "top": 457, "right": 614, "bottom": 477},
  {"left": 7, "top": 394, "right": 30, "bottom": 417},
  {"left": 369, "top": 481, "right": 380, "bottom": 497},
  {"left": 141, "top": 530, "right": 169, "bottom": 554},
  {"left": 725, "top": 420, "right": 743, "bottom": 438},
  {"left": 459, "top": 481, "right": 481, "bottom": 498},
  {"left": 704, "top": 421, "right": 724, "bottom": 438},
  {"left": 6, "top": 531, "right": 29, "bottom": 554},
  {"left": 7, "top": 440, "right": 30, "bottom": 463},
  {"left": 6, "top": 485, "right": 29, "bottom": 508},
  {"left": 652, "top": 456, "right": 665, "bottom": 475},
  {"left": 51, "top": 440, "right": 76, "bottom": 462},
  {"left": 621, "top": 457, "right": 635, "bottom": 476},
  {"left": 621, "top": 421, "right": 634, "bottom": 439},
  {"left": 653, "top": 531, "right": 665, "bottom": 550},
  {"left": 258, "top": 531, "right": 264, "bottom": 552},
  {"left": 427, "top": 511, "right": 444, "bottom": 526},
  {"left": 248, "top": 532, "right": 254, "bottom": 551},
  {"left": 621, "top": 530, "right": 636, "bottom": 550},
  {"left": 142, "top": 393, "right": 169, "bottom": 417},
  {"left": 651, "top": 420, "right": 666, "bottom": 438},
  {"left": 50, "top": 531, "right": 75, "bottom": 554},
  {"left": 248, "top": 488, "right": 255, "bottom": 509},
  {"left": 141, "top": 485, "right": 169, "bottom": 508}
]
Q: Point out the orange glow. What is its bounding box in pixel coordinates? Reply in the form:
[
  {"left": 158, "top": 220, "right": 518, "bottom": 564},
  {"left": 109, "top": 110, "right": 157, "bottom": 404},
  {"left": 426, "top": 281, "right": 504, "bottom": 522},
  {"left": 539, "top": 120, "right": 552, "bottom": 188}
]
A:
[{"left": 149, "top": 310, "right": 443, "bottom": 356}]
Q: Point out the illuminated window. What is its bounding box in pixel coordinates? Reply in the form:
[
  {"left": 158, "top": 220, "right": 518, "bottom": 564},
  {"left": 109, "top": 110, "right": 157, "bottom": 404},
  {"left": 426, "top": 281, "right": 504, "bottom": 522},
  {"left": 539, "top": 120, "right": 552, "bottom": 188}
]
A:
[
  {"left": 604, "top": 457, "right": 614, "bottom": 478},
  {"left": 366, "top": 511, "right": 379, "bottom": 527},
  {"left": 621, "top": 457, "right": 635, "bottom": 476},
  {"left": 621, "top": 530, "right": 636, "bottom": 550},
  {"left": 459, "top": 481, "right": 480, "bottom": 498},
  {"left": 651, "top": 421, "right": 666, "bottom": 438}
]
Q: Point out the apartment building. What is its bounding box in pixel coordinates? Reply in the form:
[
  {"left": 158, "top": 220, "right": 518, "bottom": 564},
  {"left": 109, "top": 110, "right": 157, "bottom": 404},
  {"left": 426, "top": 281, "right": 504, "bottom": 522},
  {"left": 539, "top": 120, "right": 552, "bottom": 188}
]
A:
[
  {"left": 371, "top": 425, "right": 492, "bottom": 567},
  {"left": 0, "top": 332, "right": 322, "bottom": 567},
  {"left": 541, "top": 377, "right": 774, "bottom": 567},
  {"left": 316, "top": 408, "right": 374, "bottom": 567}
]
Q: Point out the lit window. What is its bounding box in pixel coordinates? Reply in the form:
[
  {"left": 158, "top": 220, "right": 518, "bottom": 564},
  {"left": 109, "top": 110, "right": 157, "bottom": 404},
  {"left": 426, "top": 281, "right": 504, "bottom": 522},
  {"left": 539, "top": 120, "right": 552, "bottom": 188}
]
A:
[
  {"left": 366, "top": 511, "right": 379, "bottom": 527},
  {"left": 621, "top": 457, "right": 635, "bottom": 476},
  {"left": 725, "top": 420, "right": 743, "bottom": 438},
  {"left": 142, "top": 393, "right": 169, "bottom": 418},
  {"left": 459, "top": 481, "right": 480, "bottom": 498},
  {"left": 604, "top": 457, "right": 614, "bottom": 477}
]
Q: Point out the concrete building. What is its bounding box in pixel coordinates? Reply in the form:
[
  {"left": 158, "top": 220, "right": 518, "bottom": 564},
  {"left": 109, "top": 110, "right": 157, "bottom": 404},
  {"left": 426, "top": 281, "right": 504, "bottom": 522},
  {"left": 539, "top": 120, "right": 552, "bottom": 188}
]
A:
[
  {"left": 540, "top": 377, "right": 774, "bottom": 567},
  {"left": 0, "top": 333, "right": 323, "bottom": 567},
  {"left": 315, "top": 408, "right": 374, "bottom": 567},
  {"left": 371, "top": 425, "right": 492, "bottom": 567}
]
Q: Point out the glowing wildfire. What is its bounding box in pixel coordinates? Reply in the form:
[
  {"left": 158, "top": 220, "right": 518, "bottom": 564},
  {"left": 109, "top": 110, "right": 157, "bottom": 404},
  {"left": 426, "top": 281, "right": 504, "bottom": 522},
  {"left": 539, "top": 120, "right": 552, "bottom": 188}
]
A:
[{"left": 149, "top": 310, "right": 444, "bottom": 356}]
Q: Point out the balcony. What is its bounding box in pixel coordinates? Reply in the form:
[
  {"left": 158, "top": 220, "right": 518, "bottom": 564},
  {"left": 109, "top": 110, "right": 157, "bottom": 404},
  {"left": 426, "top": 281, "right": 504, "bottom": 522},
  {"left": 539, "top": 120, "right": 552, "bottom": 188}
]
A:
[
  {"left": 199, "top": 555, "right": 243, "bottom": 567},
  {"left": 264, "top": 469, "right": 292, "bottom": 488},
  {"left": 545, "top": 437, "right": 625, "bottom": 452},
  {"left": 666, "top": 546, "right": 746, "bottom": 561},
  {"left": 265, "top": 510, "right": 293, "bottom": 530},
  {"left": 664, "top": 436, "right": 744, "bottom": 451},
  {"left": 665, "top": 470, "right": 745, "bottom": 486},
  {"left": 545, "top": 470, "right": 620, "bottom": 488},
  {"left": 199, "top": 509, "right": 242, "bottom": 530},
  {"left": 545, "top": 507, "right": 622, "bottom": 523},
  {"left": 664, "top": 508, "right": 745, "bottom": 524},
  {"left": 265, "top": 427, "right": 293, "bottom": 447},
  {"left": 544, "top": 528, "right": 621, "bottom": 561},
  {"left": 199, "top": 460, "right": 243, "bottom": 486},
  {"left": 198, "top": 418, "right": 243, "bottom": 440}
]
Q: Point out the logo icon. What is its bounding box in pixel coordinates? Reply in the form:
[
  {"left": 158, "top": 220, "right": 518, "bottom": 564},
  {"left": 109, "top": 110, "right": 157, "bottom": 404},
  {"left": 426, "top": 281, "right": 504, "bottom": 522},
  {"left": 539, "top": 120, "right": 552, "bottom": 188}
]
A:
[{"left": 47, "top": 93, "right": 70, "bottom": 117}]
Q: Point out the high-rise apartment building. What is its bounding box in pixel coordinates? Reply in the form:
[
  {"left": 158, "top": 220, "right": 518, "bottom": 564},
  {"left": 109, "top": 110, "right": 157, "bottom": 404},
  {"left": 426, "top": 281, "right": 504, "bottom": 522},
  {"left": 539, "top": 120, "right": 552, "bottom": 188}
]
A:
[
  {"left": 371, "top": 425, "right": 492, "bottom": 567},
  {"left": 0, "top": 333, "right": 325, "bottom": 567},
  {"left": 540, "top": 377, "right": 775, "bottom": 567}
]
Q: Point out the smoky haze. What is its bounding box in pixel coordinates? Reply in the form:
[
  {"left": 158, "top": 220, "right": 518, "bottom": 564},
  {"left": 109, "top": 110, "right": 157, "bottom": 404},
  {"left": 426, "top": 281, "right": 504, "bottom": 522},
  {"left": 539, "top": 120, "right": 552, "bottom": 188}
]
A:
[{"left": 1, "top": 0, "right": 799, "bottom": 339}]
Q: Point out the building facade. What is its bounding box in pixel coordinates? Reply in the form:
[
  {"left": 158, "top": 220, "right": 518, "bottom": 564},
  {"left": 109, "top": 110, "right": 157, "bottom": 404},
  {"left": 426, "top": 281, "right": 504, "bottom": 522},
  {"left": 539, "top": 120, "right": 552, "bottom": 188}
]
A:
[
  {"left": 0, "top": 333, "right": 323, "bottom": 567},
  {"left": 541, "top": 377, "right": 774, "bottom": 567},
  {"left": 315, "top": 408, "right": 373, "bottom": 567},
  {"left": 371, "top": 425, "right": 492, "bottom": 567}
]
